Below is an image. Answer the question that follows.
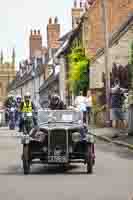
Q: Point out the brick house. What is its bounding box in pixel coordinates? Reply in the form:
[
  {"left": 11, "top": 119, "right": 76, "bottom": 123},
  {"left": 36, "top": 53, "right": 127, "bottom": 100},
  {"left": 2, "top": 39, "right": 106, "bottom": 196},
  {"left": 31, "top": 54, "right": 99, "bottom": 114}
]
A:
[
  {"left": 81, "top": 0, "right": 133, "bottom": 104},
  {"left": 84, "top": 0, "right": 133, "bottom": 57}
]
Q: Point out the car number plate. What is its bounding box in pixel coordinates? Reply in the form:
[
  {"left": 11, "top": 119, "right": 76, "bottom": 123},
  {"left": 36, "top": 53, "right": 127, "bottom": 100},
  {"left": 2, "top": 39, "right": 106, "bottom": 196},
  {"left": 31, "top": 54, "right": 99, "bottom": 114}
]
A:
[
  {"left": 48, "top": 156, "right": 67, "bottom": 163},
  {"left": 27, "top": 112, "right": 32, "bottom": 117}
]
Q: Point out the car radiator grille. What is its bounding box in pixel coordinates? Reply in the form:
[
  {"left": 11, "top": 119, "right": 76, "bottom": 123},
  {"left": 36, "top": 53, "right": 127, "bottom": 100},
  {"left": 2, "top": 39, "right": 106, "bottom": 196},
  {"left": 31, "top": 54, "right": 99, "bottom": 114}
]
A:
[{"left": 49, "top": 130, "right": 67, "bottom": 156}]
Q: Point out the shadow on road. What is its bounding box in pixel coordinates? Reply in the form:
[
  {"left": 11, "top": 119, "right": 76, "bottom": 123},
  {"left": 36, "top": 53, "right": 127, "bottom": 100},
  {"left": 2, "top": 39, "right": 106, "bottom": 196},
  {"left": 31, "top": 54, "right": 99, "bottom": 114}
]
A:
[{"left": 0, "top": 164, "right": 92, "bottom": 176}]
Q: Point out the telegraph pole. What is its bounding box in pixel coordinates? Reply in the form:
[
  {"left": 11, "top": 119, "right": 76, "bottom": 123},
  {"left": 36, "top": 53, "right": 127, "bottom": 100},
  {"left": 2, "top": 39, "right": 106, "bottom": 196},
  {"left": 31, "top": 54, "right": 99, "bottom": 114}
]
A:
[{"left": 100, "top": 0, "right": 110, "bottom": 127}]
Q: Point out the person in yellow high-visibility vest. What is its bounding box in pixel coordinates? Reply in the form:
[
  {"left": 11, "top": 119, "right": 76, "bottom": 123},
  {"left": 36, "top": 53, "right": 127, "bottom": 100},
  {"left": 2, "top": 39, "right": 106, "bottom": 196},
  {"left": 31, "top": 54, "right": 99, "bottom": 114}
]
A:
[{"left": 19, "top": 92, "right": 37, "bottom": 132}]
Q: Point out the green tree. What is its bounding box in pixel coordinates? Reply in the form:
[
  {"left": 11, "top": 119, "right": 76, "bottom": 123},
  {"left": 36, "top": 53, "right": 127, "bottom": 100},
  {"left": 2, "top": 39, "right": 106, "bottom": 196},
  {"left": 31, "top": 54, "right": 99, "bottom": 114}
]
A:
[{"left": 68, "top": 46, "right": 90, "bottom": 95}]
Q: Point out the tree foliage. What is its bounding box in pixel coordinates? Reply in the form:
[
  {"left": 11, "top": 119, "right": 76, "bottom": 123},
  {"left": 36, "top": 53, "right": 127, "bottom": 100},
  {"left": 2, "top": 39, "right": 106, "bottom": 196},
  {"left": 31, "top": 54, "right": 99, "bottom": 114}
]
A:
[{"left": 68, "top": 46, "right": 90, "bottom": 95}]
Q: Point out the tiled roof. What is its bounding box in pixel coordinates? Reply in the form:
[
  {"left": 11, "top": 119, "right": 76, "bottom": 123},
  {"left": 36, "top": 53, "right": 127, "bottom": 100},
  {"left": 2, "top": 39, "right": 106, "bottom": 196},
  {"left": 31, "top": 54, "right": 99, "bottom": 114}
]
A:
[{"left": 8, "top": 63, "right": 44, "bottom": 91}]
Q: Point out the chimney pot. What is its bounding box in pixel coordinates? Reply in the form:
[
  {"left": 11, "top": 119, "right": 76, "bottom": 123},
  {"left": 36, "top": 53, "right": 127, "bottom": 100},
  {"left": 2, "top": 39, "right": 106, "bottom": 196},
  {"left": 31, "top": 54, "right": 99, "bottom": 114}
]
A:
[
  {"left": 74, "top": 0, "right": 77, "bottom": 8},
  {"left": 49, "top": 17, "right": 52, "bottom": 24},
  {"left": 54, "top": 17, "right": 58, "bottom": 24},
  {"left": 34, "top": 30, "right": 36, "bottom": 35},
  {"left": 38, "top": 30, "right": 40, "bottom": 35},
  {"left": 80, "top": 1, "right": 82, "bottom": 8}
]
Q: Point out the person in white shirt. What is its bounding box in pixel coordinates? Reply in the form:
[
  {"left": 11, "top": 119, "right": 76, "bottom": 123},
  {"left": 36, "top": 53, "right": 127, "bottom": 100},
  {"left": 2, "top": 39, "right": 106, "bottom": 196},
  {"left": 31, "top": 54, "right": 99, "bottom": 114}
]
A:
[
  {"left": 75, "top": 91, "right": 87, "bottom": 123},
  {"left": 86, "top": 90, "right": 93, "bottom": 123}
]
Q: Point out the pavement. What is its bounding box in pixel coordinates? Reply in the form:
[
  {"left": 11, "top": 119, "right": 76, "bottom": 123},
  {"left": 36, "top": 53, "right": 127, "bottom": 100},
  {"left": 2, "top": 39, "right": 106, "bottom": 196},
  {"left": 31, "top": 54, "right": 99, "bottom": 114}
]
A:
[
  {"left": 0, "top": 128, "right": 133, "bottom": 200},
  {"left": 91, "top": 127, "right": 133, "bottom": 150}
]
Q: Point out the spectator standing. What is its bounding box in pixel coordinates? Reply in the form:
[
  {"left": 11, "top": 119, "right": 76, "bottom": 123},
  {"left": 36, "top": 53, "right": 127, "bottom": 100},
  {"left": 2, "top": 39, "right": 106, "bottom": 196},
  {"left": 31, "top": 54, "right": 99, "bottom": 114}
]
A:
[
  {"left": 86, "top": 90, "right": 93, "bottom": 124},
  {"left": 122, "top": 92, "right": 128, "bottom": 129},
  {"left": 75, "top": 91, "right": 87, "bottom": 123},
  {"left": 110, "top": 79, "right": 127, "bottom": 137}
]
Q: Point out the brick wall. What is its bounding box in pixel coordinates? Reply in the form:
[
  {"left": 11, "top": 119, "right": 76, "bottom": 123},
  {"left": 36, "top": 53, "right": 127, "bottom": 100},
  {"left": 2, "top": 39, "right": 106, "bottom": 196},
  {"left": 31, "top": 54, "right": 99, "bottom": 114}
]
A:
[
  {"left": 87, "top": 0, "right": 103, "bottom": 55},
  {"left": 85, "top": 0, "right": 133, "bottom": 55},
  {"left": 109, "top": 0, "right": 133, "bottom": 33}
]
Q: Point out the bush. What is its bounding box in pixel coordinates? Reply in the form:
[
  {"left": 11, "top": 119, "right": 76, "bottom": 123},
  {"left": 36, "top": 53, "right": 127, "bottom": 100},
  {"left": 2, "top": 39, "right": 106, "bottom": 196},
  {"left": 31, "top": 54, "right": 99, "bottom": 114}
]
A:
[{"left": 68, "top": 46, "right": 90, "bottom": 95}]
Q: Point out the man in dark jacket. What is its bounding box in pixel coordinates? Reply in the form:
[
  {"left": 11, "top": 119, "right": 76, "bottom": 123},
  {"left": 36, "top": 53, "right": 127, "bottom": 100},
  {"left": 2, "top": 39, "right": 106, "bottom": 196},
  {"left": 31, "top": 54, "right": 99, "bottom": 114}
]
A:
[
  {"left": 110, "top": 79, "right": 127, "bottom": 137},
  {"left": 49, "top": 94, "right": 66, "bottom": 110}
]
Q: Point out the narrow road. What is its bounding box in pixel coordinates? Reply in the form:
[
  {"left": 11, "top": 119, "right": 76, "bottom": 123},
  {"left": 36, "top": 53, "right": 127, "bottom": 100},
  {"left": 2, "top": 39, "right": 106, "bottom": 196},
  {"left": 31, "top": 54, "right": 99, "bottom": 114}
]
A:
[{"left": 0, "top": 128, "right": 133, "bottom": 200}]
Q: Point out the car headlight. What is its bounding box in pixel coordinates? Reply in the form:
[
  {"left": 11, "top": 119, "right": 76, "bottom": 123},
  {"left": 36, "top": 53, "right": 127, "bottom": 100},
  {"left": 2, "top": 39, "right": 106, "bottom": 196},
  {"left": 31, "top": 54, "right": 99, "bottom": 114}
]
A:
[
  {"left": 72, "top": 132, "right": 81, "bottom": 143},
  {"left": 42, "top": 146, "right": 47, "bottom": 153},
  {"left": 21, "top": 134, "right": 30, "bottom": 144},
  {"left": 86, "top": 134, "right": 95, "bottom": 143}
]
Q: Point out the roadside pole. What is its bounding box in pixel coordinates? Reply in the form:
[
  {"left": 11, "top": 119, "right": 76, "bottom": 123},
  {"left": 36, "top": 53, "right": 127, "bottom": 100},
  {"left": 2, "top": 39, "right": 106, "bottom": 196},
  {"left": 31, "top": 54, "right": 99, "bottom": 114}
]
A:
[
  {"left": 31, "top": 60, "right": 36, "bottom": 104},
  {"left": 59, "top": 56, "right": 66, "bottom": 105},
  {"left": 100, "top": 0, "right": 110, "bottom": 127}
]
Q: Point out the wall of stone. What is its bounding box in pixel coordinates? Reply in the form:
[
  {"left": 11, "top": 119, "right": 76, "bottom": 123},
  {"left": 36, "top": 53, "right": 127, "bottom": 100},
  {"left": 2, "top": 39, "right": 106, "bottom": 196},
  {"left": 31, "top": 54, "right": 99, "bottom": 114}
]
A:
[{"left": 90, "top": 25, "right": 133, "bottom": 89}]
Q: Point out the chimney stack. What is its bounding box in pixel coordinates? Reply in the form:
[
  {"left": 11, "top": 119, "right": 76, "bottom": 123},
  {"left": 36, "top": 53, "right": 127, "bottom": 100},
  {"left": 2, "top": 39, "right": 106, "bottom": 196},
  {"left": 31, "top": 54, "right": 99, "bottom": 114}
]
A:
[
  {"left": 29, "top": 29, "right": 42, "bottom": 59},
  {"left": 72, "top": 0, "right": 84, "bottom": 29},
  {"left": 47, "top": 17, "right": 60, "bottom": 49}
]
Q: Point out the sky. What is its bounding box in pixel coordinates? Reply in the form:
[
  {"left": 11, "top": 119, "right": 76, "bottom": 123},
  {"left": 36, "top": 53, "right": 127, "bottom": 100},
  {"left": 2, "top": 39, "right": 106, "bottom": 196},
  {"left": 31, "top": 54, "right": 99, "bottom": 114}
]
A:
[{"left": 0, "top": 0, "right": 74, "bottom": 66}]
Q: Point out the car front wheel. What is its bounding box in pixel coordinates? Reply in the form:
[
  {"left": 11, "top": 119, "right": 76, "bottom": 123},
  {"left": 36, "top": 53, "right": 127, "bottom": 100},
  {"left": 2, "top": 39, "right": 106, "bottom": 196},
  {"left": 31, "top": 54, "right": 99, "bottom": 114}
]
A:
[
  {"left": 86, "top": 145, "right": 93, "bottom": 174},
  {"left": 22, "top": 145, "right": 30, "bottom": 175}
]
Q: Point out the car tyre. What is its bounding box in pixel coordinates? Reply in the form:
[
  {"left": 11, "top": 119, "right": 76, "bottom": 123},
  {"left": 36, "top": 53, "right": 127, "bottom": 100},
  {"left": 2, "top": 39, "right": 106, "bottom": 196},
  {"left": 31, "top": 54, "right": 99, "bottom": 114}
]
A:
[
  {"left": 87, "top": 160, "right": 93, "bottom": 174},
  {"left": 86, "top": 145, "right": 93, "bottom": 174},
  {"left": 23, "top": 145, "right": 30, "bottom": 175},
  {"left": 23, "top": 159, "right": 30, "bottom": 175}
]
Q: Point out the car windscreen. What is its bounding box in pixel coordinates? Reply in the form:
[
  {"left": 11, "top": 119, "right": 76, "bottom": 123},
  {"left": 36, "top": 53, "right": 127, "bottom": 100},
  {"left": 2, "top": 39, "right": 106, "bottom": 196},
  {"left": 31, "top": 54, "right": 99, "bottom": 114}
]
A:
[{"left": 38, "top": 110, "right": 83, "bottom": 125}]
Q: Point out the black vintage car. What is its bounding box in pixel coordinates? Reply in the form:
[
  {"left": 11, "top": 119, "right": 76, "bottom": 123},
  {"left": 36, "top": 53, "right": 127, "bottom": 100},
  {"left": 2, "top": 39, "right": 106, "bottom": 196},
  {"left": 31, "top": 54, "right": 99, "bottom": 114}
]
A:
[{"left": 21, "top": 110, "right": 95, "bottom": 174}]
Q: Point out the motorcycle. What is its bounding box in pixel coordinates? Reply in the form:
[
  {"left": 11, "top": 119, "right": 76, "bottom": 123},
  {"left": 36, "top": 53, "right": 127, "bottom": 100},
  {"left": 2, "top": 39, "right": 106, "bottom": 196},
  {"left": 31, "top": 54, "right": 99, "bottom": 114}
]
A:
[
  {"left": 22, "top": 112, "right": 33, "bottom": 134},
  {"left": 21, "top": 112, "right": 34, "bottom": 174},
  {"left": 9, "top": 107, "right": 16, "bottom": 130},
  {"left": 5, "top": 108, "right": 10, "bottom": 126}
]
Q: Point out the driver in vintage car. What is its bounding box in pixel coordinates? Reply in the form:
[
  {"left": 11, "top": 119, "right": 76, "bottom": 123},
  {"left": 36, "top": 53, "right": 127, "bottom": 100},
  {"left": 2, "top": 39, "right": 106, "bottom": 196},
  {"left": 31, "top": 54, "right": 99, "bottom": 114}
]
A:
[
  {"left": 49, "top": 94, "right": 87, "bottom": 139},
  {"left": 49, "top": 94, "right": 66, "bottom": 110}
]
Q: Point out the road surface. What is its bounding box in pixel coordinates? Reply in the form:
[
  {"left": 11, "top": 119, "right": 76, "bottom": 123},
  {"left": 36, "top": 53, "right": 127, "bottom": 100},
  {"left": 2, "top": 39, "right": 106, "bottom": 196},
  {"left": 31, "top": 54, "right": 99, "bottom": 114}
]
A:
[{"left": 0, "top": 128, "right": 133, "bottom": 200}]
